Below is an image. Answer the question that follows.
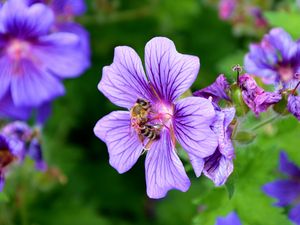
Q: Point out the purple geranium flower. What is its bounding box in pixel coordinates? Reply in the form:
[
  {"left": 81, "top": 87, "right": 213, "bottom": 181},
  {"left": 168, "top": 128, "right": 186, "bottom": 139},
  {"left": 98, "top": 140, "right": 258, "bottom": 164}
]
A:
[
  {"left": 218, "top": 0, "right": 236, "bottom": 20},
  {"left": 244, "top": 28, "right": 300, "bottom": 89},
  {"left": 215, "top": 212, "right": 242, "bottom": 225},
  {"left": 203, "top": 107, "right": 235, "bottom": 186},
  {"left": 238, "top": 74, "right": 281, "bottom": 116},
  {"left": 0, "top": 0, "right": 89, "bottom": 119},
  {"left": 262, "top": 151, "right": 300, "bottom": 225},
  {"left": 94, "top": 37, "right": 218, "bottom": 199},
  {"left": 194, "top": 74, "right": 231, "bottom": 104},
  {"left": 1, "top": 121, "right": 46, "bottom": 171}
]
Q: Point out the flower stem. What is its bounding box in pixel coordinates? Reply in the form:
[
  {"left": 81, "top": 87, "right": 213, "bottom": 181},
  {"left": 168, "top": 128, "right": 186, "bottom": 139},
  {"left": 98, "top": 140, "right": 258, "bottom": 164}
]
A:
[{"left": 251, "top": 114, "right": 281, "bottom": 131}]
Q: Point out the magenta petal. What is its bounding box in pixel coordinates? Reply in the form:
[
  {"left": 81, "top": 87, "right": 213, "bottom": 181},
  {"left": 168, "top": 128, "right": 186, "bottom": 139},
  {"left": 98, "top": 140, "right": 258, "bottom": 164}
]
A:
[
  {"left": 94, "top": 111, "right": 143, "bottom": 174},
  {"left": 288, "top": 95, "right": 300, "bottom": 121},
  {"left": 145, "top": 130, "right": 190, "bottom": 199},
  {"left": 35, "top": 32, "right": 89, "bottom": 78},
  {"left": 173, "top": 97, "right": 218, "bottom": 176},
  {"left": 11, "top": 60, "right": 65, "bottom": 107},
  {"left": 99, "top": 46, "right": 152, "bottom": 109},
  {"left": 145, "top": 37, "right": 200, "bottom": 102}
]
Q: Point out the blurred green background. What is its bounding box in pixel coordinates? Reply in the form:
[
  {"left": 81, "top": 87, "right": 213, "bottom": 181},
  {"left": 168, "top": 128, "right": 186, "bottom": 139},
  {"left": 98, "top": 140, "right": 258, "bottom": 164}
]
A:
[{"left": 1, "top": 0, "right": 300, "bottom": 224}]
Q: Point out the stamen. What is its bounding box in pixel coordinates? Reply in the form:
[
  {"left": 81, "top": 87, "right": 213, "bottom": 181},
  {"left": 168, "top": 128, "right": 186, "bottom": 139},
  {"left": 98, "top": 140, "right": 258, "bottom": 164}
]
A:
[
  {"left": 292, "top": 81, "right": 300, "bottom": 95},
  {"left": 232, "top": 64, "right": 243, "bottom": 84}
]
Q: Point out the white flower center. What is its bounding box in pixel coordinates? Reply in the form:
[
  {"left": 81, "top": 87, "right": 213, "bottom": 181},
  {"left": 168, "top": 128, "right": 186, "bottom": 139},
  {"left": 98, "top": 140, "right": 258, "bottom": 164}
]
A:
[{"left": 6, "top": 39, "right": 31, "bottom": 60}]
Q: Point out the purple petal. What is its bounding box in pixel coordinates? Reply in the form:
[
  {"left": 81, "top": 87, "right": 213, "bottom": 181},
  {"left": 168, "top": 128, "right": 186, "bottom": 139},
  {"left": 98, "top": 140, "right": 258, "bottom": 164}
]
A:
[
  {"left": 145, "top": 37, "right": 200, "bottom": 102},
  {"left": 279, "top": 151, "right": 300, "bottom": 178},
  {"left": 34, "top": 32, "right": 89, "bottom": 78},
  {"left": 216, "top": 212, "right": 242, "bottom": 225},
  {"left": 145, "top": 130, "right": 190, "bottom": 199},
  {"left": 11, "top": 59, "right": 65, "bottom": 107},
  {"left": 28, "top": 138, "right": 47, "bottom": 171},
  {"left": 0, "top": 56, "right": 12, "bottom": 99},
  {"left": 0, "top": 93, "right": 32, "bottom": 120},
  {"left": 0, "top": 1, "right": 54, "bottom": 37},
  {"left": 94, "top": 111, "right": 143, "bottom": 173},
  {"left": 193, "top": 74, "right": 230, "bottom": 103},
  {"left": 173, "top": 97, "right": 218, "bottom": 177},
  {"left": 288, "top": 95, "right": 300, "bottom": 121},
  {"left": 211, "top": 108, "right": 235, "bottom": 158},
  {"left": 55, "top": 22, "right": 90, "bottom": 57},
  {"left": 203, "top": 150, "right": 233, "bottom": 186},
  {"left": 99, "top": 46, "right": 152, "bottom": 109},
  {"left": 266, "top": 28, "right": 298, "bottom": 61},
  {"left": 289, "top": 204, "right": 300, "bottom": 225},
  {"left": 262, "top": 180, "right": 300, "bottom": 206}
]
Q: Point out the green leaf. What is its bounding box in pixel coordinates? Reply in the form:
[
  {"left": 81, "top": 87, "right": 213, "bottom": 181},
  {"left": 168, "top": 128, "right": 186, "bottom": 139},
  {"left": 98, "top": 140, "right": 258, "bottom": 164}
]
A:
[
  {"left": 264, "top": 11, "right": 300, "bottom": 39},
  {"left": 0, "top": 192, "right": 9, "bottom": 203}
]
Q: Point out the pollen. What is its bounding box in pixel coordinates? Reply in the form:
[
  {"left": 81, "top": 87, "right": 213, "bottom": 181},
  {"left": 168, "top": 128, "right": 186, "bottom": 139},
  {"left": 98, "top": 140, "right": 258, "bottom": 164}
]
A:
[{"left": 6, "top": 39, "right": 31, "bottom": 60}]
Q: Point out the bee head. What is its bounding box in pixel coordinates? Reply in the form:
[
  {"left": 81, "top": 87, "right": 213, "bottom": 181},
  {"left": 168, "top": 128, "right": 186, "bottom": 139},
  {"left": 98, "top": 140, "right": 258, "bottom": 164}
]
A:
[{"left": 136, "top": 98, "right": 150, "bottom": 108}]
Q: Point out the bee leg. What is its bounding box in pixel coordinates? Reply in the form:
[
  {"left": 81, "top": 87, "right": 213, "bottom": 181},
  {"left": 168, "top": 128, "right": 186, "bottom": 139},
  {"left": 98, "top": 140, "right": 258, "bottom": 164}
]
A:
[{"left": 144, "top": 139, "right": 155, "bottom": 151}]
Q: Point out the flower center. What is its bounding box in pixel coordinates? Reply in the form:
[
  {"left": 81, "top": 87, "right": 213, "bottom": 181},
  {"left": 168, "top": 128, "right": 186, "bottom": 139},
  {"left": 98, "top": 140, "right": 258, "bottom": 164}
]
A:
[
  {"left": 278, "top": 65, "right": 294, "bottom": 82},
  {"left": 6, "top": 39, "right": 31, "bottom": 61},
  {"left": 130, "top": 98, "right": 174, "bottom": 144}
]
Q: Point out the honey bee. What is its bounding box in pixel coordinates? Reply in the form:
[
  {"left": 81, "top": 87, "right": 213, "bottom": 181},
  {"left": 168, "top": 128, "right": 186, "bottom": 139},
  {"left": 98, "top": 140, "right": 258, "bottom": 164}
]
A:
[
  {"left": 130, "top": 98, "right": 151, "bottom": 126},
  {"left": 140, "top": 124, "right": 161, "bottom": 140}
]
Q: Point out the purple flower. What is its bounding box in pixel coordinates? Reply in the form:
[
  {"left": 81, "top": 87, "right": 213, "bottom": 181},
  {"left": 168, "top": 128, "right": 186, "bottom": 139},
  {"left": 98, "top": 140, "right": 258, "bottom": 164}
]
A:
[
  {"left": 0, "top": 0, "right": 89, "bottom": 119},
  {"left": 262, "top": 151, "right": 300, "bottom": 225},
  {"left": 203, "top": 107, "right": 235, "bottom": 186},
  {"left": 1, "top": 121, "right": 46, "bottom": 171},
  {"left": 193, "top": 74, "right": 231, "bottom": 104},
  {"left": 288, "top": 95, "right": 300, "bottom": 121},
  {"left": 250, "top": 7, "right": 268, "bottom": 28},
  {"left": 238, "top": 74, "right": 281, "bottom": 116},
  {"left": 94, "top": 37, "right": 218, "bottom": 199},
  {"left": 244, "top": 28, "right": 300, "bottom": 89},
  {"left": 218, "top": 0, "right": 236, "bottom": 20},
  {"left": 28, "top": 0, "right": 90, "bottom": 56},
  {"left": 215, "top": 212, "right": 242, "bottom": 225}
]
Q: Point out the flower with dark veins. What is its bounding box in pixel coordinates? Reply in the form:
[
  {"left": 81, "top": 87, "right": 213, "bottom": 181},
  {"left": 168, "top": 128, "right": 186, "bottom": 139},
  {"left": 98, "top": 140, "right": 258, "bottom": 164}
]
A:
[
  {"left": 263, "top": 151, "right": 300, "bottom": 225},
  {"left": 94, "top": 37, "right": 218, "bottom": 199},
  {"left": 203, "top": 107, "right": 235, "bottom": 186}
]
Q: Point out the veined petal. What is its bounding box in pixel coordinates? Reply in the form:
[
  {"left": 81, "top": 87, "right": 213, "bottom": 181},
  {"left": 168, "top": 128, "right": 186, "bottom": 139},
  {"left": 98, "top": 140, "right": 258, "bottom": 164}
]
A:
[
  {"left": 145, "top": 37, "right": 200, "bottom": 102},
  {"left": 145, "top": 130, "right": 190, "bottom": 199},
  {"left": 11, "top": 59, "right": 65, "bottom": 107},
  {"left": 173, "top": 97, "right": 218, "bottom": 176},
  {"left": 216, "top": 212, "right": 242, "bottom": 225},
  {"left": 99, "top": 46, "right": 152, "bottom": 109},
  {"left": 288, "top": 95, "right": 300, "bottom": 121},
  {"left": 279, "top": 151, "right": 300, "bottom": 178},
  {"left": 289, "top": 204, "right": 300, "bottom": 225},
  {"left": 203, "top": 151, "right": 233, "bottom": 186},
  {"left": 51, "top": 0, "right": 86, "bottom": 16},
  {"left": 194, "top": 74, "right": 230, "bottom": 103},
  {"left": 262, "top": 180, "right": 300, "bottom": 206},
  {"left": 94, "top": 111, "right": 143, "bottom": 174},
  {"left": 34, "top": 32, "right": 89, "bottom": 78}
]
